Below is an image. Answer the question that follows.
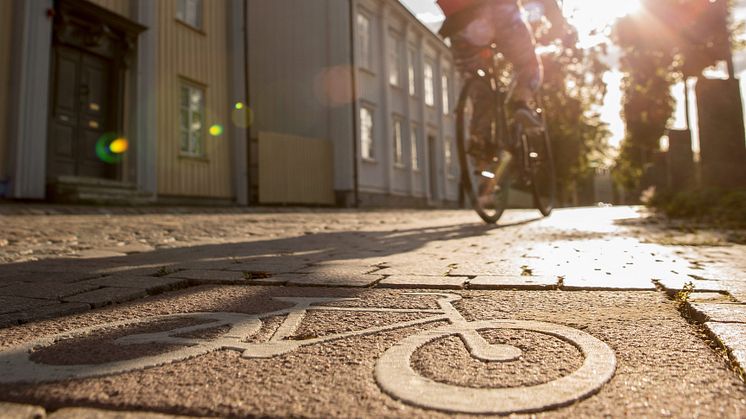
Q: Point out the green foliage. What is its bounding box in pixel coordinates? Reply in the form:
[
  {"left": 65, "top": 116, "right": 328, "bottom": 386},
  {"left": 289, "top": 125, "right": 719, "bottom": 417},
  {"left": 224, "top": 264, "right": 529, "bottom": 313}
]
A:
[
  {"left": 539, "top": 44, "right": 612, "bottom": 202},
  {"left": 648, "top": 188, "right": 746, "bottom": 227},
  {"left": 612, "top": 0, "right": 733, "bottom": 190}
]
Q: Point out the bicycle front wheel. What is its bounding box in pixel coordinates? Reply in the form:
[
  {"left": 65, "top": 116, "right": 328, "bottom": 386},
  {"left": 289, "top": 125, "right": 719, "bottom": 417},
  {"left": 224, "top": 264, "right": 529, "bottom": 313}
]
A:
[{"left": 456, "top": 77, "right": 511, "bottom": 224}]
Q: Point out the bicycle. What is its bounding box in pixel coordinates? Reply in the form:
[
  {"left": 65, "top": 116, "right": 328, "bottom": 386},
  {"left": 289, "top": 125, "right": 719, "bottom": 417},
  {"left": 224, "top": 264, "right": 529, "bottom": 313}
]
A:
[
  {"left": 456, "top": 48, "right": 557, "bottom": 224},
  {"left": 0, "top": 293, "right": 615, "bottom": 415}
]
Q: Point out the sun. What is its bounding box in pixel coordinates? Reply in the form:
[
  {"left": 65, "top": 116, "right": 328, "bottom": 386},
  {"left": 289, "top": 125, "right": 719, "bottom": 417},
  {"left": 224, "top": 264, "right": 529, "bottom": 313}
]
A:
[{"left": 562, "top": 0, "right": 642, "bottom": 46}]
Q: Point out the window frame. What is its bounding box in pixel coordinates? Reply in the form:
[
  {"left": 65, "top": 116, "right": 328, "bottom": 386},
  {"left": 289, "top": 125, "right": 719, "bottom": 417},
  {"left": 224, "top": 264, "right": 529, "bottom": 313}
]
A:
[
  {"left": 388, "top": 32, "right": 403, "bottom": 87},
  {"left": 357, "top": 12, "right": 373, "bottom": 72},
  {"left": 441, "top": 72, "right": 451, "bottom": 115},
  {"left": 424, "top": 61, "right": 435, "bottom": 107},
  {"left": 393, "top": 117, "right": 405, "bottom": 168},
  {"left": 444, "top": 136, "right": 455, "bottom": 178},
  {"left": 360, "top": 106, "right": 376, "bottom": 162},
  {"left": 411, "top": 124, "right": 420, "bottom": 171},
  {"left": 408, "top": 48, "right": 417, "bottom": 97},
  {"left": 179, "top": 80, "right": 207, "bottom": 158},
  {"left": 176, "top": 0, "right": 203, "bottom": 31}
]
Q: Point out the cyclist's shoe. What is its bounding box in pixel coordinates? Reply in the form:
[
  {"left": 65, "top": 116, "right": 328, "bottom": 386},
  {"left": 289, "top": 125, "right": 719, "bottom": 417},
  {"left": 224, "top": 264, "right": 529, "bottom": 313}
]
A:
[{"left": 512, "top": 102, "right": 544, "bottom": 131}]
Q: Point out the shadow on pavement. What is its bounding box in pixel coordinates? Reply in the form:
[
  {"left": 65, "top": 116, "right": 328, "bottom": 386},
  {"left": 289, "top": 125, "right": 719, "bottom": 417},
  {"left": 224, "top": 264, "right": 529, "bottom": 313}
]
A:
[{"left": 0, "top": 216, "right": 542, "bottom": 327}]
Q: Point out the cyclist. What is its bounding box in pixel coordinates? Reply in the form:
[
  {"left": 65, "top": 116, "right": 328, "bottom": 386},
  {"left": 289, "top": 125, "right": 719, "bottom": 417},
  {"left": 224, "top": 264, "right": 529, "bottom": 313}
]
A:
[{"left": 437, "top": 0, "right": 575, "bottom": 129}]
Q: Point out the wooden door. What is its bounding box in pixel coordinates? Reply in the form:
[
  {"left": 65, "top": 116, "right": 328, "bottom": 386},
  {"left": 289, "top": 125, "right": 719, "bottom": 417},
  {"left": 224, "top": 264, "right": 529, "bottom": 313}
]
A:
[{"left": 48, "top": 45, "right": 116, "bottom": 180}]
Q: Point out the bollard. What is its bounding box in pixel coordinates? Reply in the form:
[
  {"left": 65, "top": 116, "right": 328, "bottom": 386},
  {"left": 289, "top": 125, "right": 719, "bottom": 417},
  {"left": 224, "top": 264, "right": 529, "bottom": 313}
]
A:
[{"left": 695, "top": 78, "right": 746, "bottom": 188}]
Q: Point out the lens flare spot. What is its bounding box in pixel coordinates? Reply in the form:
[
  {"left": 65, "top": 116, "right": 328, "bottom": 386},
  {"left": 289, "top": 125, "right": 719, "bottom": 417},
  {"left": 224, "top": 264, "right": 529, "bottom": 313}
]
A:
[
  {"left": 95, "top": 133, "right": 124, "bottom": 164},
  {"left": 234, "top": 102, "right": 245, "bottom": 110},
  {"left": 231, "top": 106, "right": 254, "bottom": 128},
  {"left": 209, "top": 124, "right": 224, "bottom": 137},
  {"left": 109, "top": 138, "right": 129, "bottom": 154}
]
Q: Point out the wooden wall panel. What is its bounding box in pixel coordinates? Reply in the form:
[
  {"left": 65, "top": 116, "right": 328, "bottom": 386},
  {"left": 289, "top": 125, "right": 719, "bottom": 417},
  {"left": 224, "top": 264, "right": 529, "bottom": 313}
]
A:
[
  {"left": 258, "top": 132, "right": 335, "bottom": 205},
  {"left": 0, "top": 0, "right": 13, "bottom": 180},
  {"left": 156, "top": 0, "right": 233, "bottom": 199},
  {"left": 87, "top": 0, "right": 133, "bottom": 18}
]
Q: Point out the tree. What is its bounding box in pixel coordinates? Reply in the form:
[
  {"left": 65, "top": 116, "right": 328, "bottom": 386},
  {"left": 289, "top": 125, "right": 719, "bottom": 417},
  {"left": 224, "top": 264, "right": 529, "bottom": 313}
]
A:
[
  {"left": 539, "top": 43, "right": 612, "bottom": 203},
  {"left": 612, "top": 0, "right": 733, "bottom": 191}
]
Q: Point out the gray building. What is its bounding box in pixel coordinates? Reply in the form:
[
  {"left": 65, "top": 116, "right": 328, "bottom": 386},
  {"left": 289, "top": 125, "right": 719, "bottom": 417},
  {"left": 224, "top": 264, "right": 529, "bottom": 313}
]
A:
[{"left": 248, "top": 0, "right": 460, "bottom": 207}]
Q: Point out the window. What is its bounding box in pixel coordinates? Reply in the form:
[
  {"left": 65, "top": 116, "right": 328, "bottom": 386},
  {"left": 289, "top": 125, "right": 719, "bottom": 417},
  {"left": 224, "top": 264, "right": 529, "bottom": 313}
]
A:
[
  {"left": 424, "top": 62, "right": 435, "bottom": 106},
  {"left": 408, "top": 49, "right": 417, "bottom": 96},
  {"left": 360, "top": 107, "right": 374, "bottom": 160},
  {"left": 389, "top": 34, "right": 402, "bottom": 86},
  {"left": 176, "top": 0, "right": 202, "bottom": 29},
  {"left": 357, "top": 13, "right": 372, "bottom": 70},
  {"left": 180, "top": 82, "right": 205, "bottom": 157},
  {"left": 444, "top": 137, "right": 453, "bottom": 174},
  {"left": 393, "top": 119, "right": 404, "bottom": 166},
  {"left": 411, "top": 125, "right": 419, "bottom": 170},
  {"left": 442, "top": 73, "right": 450, "bottom": 115}
]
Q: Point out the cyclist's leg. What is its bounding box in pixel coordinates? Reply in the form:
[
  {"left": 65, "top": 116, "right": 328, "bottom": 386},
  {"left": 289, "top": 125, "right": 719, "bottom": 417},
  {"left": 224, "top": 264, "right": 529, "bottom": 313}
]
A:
[
  {"left": 450, "top": 34, "right": 493, "bottom": 148},
  {"left": 489, "top": 2, "right": 543, "bottom": 108}
]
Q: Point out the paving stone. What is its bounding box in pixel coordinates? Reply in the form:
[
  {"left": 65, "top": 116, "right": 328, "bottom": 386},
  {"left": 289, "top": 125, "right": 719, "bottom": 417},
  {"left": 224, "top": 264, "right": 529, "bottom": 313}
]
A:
[
  {"left": 449, "top": 263, "right": 529, "bottom": 277},
  {"left": 284, "top": 273, "right": 382, "bottom": 288},
  {"left": 0, "top": 296, "right": 58, "bottom": 315},
  {"left": 95, "top": 243, "right": 155, "bottom": 255},
  {"left": 0, "top": 281, "right": 102, "bottom": 300},
  {"left": 377, "top": 276, "right": 466, "bottom": 289},
  {"left": 561, "top": 275, "right": 656, "bottom": 291},
  {"left": 0, "top": 270, "right": 100, "bottom": 284},
  {"left": 656, "top": 277, "right": 728, "bottom": 293},
  {"left": 49, "top": 407, "right": 190, "bottom": 418},
  {"left": 0, "top": 302, "right": 91, "bottom": 328},
  {"left": 222, "top": 261, "right": 309, "bottom": 274},
  {"left": 690, "top": 303, "right": 746, "bottom": 323},
  {"left": 688, "top": 292, "right": 734, "bottom": 303},
  {"left": 299, "top": 265, "right": 381, "bottom": 276},
  {"left": 73, "top": 249, "right": 128, "bottom": 259},
  {"left": 87, "top": 276, "right": 187, "bottom": 293},
  {"left": 469, "top": 276, "right": 558, "bottom": 290},
  {"left": 377, "top": 264, "right": 454, "bottom": 276},
  {"left": 166, "top": 269, "right": 251, "bottom": 285},
  {"left": 705, "top": 322, "right": 746, "bottom": 370},
  {"left": 62, "top": 287, "right": 147, "bottom": 308},
  {"left": 0, "top": 401, "right": 45, "bottom": 418}
]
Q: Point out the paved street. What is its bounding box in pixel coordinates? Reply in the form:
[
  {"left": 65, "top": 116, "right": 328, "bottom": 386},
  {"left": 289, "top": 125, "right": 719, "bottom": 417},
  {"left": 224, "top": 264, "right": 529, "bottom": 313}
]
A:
[{"left": 1, "top": 206, "right": 745, "bottom": 417}]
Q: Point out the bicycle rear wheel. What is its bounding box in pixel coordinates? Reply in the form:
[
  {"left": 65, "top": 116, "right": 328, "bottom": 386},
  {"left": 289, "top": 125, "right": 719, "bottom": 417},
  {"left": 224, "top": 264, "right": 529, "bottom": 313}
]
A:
[
  {"left": 456, "top": 77, "right": 511, "bottom": 224},
  {"left": 520, "top": 122, "right": 556, "bottom": 217}
]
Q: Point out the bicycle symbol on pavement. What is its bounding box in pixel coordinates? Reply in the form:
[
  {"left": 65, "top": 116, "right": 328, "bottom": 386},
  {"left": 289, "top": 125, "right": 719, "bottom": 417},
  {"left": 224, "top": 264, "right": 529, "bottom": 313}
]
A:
[{"left": 0, "top": 293, "right": 616, "bottom": 414}]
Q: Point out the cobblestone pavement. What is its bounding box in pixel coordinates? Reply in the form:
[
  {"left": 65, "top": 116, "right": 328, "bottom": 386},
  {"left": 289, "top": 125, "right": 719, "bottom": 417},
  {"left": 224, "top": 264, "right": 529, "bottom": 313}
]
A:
[{"left": 0, "top": 205, "right": 745, "bottom": 417}]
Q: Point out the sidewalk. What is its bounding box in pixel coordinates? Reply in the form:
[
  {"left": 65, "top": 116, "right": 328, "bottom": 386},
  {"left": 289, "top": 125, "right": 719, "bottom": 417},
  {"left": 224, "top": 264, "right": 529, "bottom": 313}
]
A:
[{"left": 0, "top": 206, "right": 745, "bottom": 417}]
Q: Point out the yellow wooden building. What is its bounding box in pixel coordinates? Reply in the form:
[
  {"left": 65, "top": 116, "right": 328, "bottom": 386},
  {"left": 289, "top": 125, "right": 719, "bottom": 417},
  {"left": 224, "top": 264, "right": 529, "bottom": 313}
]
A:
[
  {"left": 0, "top": 0, "right": 460, "bottom": 208},
  {"left": 0, "top": 0, "right": 248, "bottom": 205}
]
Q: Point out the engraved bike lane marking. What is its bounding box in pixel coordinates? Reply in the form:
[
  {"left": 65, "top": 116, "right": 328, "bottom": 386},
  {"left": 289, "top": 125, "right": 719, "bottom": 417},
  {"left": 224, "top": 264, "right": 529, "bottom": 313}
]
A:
[{"left": 0, "top": 293, "right": 616, "bottom": 415}]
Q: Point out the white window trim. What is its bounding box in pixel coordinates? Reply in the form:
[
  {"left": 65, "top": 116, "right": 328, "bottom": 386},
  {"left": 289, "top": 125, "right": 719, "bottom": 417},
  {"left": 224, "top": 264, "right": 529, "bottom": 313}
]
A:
[
  {"left": 408, "top": 48, "right": 417, "bottom": 97},
  {"left": 357, "top": 12, "right": 373, "bottom": 72},
  {"left": 393, "top": 118, "right": 405, "bottom": 168},
  {"left": 389, "top": 33, "right": 402, "bottom": 88},
  {"left": 411, "top": 124, "right": 420, "bottom": 171},
  {"left": 360, "top": 106, "right": 376, "bottom": 162},
  {"left": 424, "top": 61, "right": 435, "bottom": 107},
  {"left": 179, "top": 80, "right": 206, "bottom": 158},
  {"left": 176, "top": 0, "right": 203, "bottom": 30},
  {"left": 442, "top": 72, "right": 451, "bottom": 115},
  {"left": 445, "top": 136, "right": 456, "bottom": 178}
]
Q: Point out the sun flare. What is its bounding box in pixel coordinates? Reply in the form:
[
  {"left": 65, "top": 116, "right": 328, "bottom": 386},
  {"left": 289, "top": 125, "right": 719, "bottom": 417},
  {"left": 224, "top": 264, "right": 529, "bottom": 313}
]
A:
[{"left": 562, "top": 0, "right": 642, "bottom": 46}]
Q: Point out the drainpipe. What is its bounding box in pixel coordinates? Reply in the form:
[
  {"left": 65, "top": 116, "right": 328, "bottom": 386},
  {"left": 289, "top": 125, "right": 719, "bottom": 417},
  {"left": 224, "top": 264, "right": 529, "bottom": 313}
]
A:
[
  {"left": 243, "top": 0, "right": 252, "bottom": 204},
  {"left": 349, "top": 0, "right": 360, "bottom": 207}
]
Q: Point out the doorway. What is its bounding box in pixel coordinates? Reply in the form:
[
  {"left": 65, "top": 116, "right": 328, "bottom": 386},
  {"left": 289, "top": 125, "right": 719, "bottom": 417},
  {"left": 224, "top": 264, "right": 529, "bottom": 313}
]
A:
[{"left": 48, "top": 45, "right": 117, "bottom": 180}]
